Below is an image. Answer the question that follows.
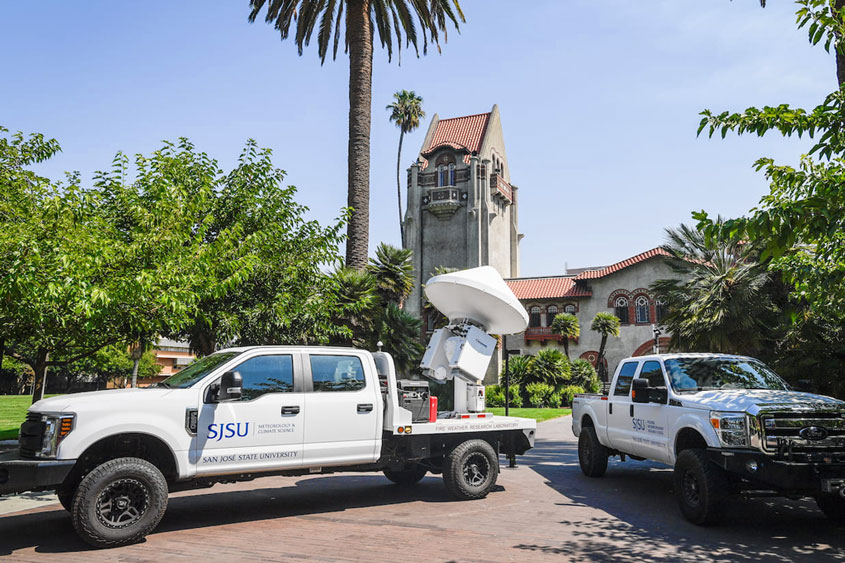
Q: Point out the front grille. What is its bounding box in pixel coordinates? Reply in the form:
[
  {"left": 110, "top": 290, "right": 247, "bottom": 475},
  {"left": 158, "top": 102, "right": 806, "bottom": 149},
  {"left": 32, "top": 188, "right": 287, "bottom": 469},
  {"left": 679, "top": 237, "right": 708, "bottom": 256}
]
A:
[
  {"left": 760, "top": 411, "right": 845, "bottom": 463},
  {"left": 18, "top": 412, "right": 44, "bottom": 458}
]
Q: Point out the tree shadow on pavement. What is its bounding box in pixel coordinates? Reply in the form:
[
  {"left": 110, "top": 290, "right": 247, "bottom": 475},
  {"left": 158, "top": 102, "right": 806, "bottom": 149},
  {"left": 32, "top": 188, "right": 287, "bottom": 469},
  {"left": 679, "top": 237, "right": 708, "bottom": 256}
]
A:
[
  {"left": 520, "top": 434, "right": 845, "bottom": 562},
  {"left": 0, "top": 474, "right": 470, "bottom": 555}
]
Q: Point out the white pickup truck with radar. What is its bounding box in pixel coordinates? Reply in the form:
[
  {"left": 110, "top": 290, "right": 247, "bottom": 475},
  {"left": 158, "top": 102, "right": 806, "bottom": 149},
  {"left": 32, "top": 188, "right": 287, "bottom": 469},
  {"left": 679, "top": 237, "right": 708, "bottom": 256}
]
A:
[
  {"left": 0, "top": 267, "right": 536, "bottom": 548},
  {"left": 572, "top": 353, "right": 845, "bottom": 524}
]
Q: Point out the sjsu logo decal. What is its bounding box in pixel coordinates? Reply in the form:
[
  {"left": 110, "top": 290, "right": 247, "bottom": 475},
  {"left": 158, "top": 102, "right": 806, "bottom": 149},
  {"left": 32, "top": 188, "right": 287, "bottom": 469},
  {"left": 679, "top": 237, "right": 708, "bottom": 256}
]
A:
[{"left": 207, "top": 423, "right": 250, "bottom": 441}]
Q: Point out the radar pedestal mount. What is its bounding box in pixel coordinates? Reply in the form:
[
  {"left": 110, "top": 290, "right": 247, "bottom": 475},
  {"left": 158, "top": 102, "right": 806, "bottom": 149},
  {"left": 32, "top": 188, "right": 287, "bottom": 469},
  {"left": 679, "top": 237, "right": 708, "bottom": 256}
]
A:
[{"left": 420, "top": 266, "right": 529, "bottom": 414}]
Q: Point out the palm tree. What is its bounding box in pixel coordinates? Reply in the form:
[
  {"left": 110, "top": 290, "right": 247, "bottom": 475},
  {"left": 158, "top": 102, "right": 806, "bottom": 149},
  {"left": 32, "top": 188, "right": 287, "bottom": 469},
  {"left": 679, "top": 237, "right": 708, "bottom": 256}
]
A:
[
  {"left": 550, "top": 312, "right": 579, "bottom": 358},
  {"left": 330, "top": 266, "right": 378, "bottom": 346},
  {"left": 650, "top": 222, "right": 777, "bottom": 356},
  {"left": 590, "top": 312, "right": 620, "bottom": 383},
  {"left": 249, "top": 1, "right": 464, "bottom": 270},
  {"left": 386, "top": 90, "right": 425, "bottom": 246},
  {"left": 367, "top": 243, "right": 413, "bottom": 307},
  {"left": 524, "top": 348, "right": 571, "bottom": 386}
]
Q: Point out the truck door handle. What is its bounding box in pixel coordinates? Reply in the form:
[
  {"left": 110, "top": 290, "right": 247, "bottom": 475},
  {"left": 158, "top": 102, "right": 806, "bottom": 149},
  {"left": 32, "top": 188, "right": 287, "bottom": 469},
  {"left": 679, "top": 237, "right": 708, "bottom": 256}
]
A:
[
  {"left": 609, "top": 403, "right": 613, "bottom": 415},
  {"left": 630, "top": 405, "right": 634, "bottom": 417},
  {"left": 281, "top": 406, "right": 300, "bottom": 415},
  {"left": 357, "top": 403, "right": 373, "bottom": 413}
]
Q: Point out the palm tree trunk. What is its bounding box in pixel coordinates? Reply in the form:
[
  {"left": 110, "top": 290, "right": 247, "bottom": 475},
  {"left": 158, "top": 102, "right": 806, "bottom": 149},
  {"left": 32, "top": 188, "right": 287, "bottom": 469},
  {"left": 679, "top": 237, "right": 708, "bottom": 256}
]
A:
[
  {"left": 396, "top": 129, "right": 405, "bottom": 247},
  {"left": 345, "top": 0, "right": 373, "bottom": 270},
  {"left": 597, "top": 335, "right": 608, "bottom": 382},
  {"left": 562, "top": 339, "right": 569, "bottom": 359}
]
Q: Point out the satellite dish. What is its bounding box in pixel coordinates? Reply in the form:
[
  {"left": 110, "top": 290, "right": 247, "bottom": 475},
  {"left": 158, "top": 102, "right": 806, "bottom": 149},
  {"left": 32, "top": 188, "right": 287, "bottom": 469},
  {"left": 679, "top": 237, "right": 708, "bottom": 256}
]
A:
[{"left": 424, "top": 266, "right": 528, "bottom": 335}]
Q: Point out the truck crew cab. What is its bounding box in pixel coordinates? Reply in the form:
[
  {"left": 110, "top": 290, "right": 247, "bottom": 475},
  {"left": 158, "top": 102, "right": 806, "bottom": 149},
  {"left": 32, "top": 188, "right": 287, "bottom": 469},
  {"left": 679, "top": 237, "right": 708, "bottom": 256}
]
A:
[
  {"left": 0, "top": 267, "right": 536, "bottom": 548},
  {"left": 572, "top": 353, "right": 845, "bottom": 524}
]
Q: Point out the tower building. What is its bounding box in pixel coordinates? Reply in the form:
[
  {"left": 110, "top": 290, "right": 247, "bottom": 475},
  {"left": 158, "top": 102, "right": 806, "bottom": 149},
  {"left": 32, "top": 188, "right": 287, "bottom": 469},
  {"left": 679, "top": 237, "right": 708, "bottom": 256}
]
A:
[{"left": 404, "top": 105, "right": 522, "bottom": 320}]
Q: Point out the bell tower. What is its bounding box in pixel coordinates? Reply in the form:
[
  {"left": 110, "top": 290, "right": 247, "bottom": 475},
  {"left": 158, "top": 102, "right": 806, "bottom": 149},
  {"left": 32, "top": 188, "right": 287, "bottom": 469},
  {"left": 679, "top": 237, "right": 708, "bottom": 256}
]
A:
[{"left": 404, "top": 104, "right": 522, "bottom": 319}]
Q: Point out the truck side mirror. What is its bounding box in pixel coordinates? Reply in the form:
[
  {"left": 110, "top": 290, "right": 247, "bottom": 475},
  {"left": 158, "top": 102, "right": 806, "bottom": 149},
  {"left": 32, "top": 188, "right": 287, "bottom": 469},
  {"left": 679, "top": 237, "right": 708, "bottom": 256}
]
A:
[
  {"left": 218, "top": 371, "right": 243, "bottom": 402},
  {"left": 631, "top": 378, "right": 649, "bottom": 404}
]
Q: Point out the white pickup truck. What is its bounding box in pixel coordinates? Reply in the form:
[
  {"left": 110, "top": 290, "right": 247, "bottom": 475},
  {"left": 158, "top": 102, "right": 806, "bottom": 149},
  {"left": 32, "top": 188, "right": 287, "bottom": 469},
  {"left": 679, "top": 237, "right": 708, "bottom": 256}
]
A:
[
  {"left": 572, "top": 353, "right": 845, "bottom": 524},
  {"left": 0, "top": 267, "right": 536, "bottom": 548}
]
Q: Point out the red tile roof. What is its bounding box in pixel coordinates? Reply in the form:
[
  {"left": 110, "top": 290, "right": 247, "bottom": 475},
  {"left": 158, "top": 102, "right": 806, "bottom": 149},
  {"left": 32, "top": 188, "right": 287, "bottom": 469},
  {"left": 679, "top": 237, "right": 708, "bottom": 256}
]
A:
[
  {"left": 506, "top": 276, "right": 592, "bottom": 300},
  {"left": 573, "top": 247, "right": 672, "bottom": 280},
  {"left": 422, "top": 112, "right": 491, "bottom": 164}
]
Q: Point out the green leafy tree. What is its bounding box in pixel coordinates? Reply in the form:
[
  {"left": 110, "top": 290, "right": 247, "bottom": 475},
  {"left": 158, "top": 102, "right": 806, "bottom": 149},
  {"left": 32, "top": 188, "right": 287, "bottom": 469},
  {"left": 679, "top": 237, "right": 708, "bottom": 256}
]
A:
[
  {"left": 249, "top": 0, "right": 464, "bottom": 270},
  {"left": 651, "top": 223, "right": 778, "bottom": 355},
  {"left": 173, "top": 141, "right": 348, "bottom": 354},
  {"left": 386, "top": 90, "right": 425, "bottom": 245},
  {"left": 550, "top": 313, "right": 580, "bottom": 358},
  {"left": 590, "top": 312, "right": 620, "bottom": 382},
  {"left": 696, "top": 0, "right": 845, "bottom": 318}
]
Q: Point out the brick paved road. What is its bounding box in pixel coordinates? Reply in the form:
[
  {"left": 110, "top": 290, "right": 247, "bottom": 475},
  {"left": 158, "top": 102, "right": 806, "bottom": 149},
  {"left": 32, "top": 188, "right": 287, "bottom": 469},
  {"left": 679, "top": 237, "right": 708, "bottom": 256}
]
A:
[{"left": 1, "top": 416, "right": 843, "bottom": 562}]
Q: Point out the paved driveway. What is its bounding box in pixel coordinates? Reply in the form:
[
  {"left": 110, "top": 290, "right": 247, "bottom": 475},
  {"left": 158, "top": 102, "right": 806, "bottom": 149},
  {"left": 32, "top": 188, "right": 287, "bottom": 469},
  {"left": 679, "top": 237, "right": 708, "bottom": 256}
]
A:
[{"left": 0, "top": 416, "right": 843, "bottom": 562}]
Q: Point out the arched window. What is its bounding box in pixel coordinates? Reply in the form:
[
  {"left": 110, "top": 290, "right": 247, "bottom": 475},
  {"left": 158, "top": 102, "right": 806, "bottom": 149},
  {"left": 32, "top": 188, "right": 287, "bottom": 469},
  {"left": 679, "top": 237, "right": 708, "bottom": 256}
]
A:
[
  {"left": 635, "top": 296, "right": 650, "bottom": 324},
  {"left": 529, "top": 306, "right": 541, "bottom": 328},
  {"left": 546, "top": 305, "right": 558, "bottom": 326},
  {"left": 656, "top": 299, "right": 668, "bottom": 323},
  {"left": 564, "top": 304, "right": 576, "bottom": 314},
  {"left": 448, "top": 163, "right": 455, "bottom": 186},
  {"left": 437, "top": 165, "right": 446, "bottom": 187},
  {"left": 614, "top": 297, "right": 630, "bottom": 325}
]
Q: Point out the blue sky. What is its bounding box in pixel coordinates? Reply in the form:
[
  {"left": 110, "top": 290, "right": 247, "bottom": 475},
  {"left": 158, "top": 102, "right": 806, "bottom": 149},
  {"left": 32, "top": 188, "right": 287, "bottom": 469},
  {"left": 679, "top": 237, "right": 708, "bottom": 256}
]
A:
[{"left": 1, "top": 1, "right": 834, "bottom": 276}]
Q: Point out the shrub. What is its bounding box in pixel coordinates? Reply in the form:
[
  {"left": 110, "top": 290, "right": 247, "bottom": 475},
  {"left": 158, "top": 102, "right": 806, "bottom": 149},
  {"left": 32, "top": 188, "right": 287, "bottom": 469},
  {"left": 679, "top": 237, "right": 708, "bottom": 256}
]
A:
[
  {"left": 507, "top": 384, "right": 523, "bottom": 408},
  {"left": 485, "top": 384, "right": 505, "bottom": 407},
  {"left": 525, "top": 382, "right": 554, "bottom": 407},
  {"left": 557, "top": 384, "right": 586, "bottom": 406},
  {"left": 525, "top": 349, "right": 571, "bottom": 386},
  {"left": 501, "top": 355, "right": 532, "bottom": 386},
  {"left": 548, "top": 391, "right": 563, "bottom": 409},
  {"left": 571, "top": 359, "right": 601, "bottom": 393}
]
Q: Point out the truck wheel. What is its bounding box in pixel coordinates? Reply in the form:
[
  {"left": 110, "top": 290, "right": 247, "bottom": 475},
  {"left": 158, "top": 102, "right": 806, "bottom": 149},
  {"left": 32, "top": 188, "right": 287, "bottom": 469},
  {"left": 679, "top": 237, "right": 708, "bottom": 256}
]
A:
[
  {"left": 442, "top": 439, "right": 499, "bottom": 500},
  {"left": 816, "top": 494, "right": 845, "bottom": 521},
  {"left": 383, "top": 466, "right": 427, "bottom": 486},
  {"left": 673, "top": 449, "right": 727, "bottom": 525},
  {"left": 71, "top": 457, "right": 168, "bottom": 548},
  {"left": 578, "top": 427, "right": 608, "bottom": 478}
]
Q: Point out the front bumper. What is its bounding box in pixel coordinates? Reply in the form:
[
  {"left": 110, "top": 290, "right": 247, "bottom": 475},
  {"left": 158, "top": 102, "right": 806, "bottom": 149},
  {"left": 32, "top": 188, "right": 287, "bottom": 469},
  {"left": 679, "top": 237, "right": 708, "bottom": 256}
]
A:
[
  {"left": 708, "top": 448, "right": 845, "bottom": 494},
  {"left": 0, "top": 450, "right": 76, "bottom": 495}
]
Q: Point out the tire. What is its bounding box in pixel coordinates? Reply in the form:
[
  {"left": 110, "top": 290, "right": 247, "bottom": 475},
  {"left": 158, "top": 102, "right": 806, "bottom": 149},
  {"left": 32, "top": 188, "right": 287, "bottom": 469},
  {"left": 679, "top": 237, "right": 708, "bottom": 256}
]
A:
[
  {"left": 71, "top": 457, "right": 168, "bottom": 548},
  {"left": 383, "top": 466, "right": 427, "bottom": 486},
  {"left": 578, "top": 426, "right": 609, "bottom": 478},
  {"left": 57, "top": 486, "right": 75, "bottom": 512},
  {"left": 442, "top": 439, "right": 499, "bottom": 500},
  {"left": 673, "top": 449, "right": 727, "bottom": 525},
  {"left": 816, "top": 494, "right": 845, "bottom": 521}
]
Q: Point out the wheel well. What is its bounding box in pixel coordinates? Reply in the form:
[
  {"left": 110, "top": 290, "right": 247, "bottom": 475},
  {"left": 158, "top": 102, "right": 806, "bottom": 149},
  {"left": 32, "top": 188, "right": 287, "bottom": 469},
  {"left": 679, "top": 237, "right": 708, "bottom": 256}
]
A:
[
  {"left": 65, "top": 433, "right": 179, "bottom": 489},
  {"left": 675, "top": 428, "right": 707, "bottom": 456},
  {"left": 581, "top": 415, "right": 595, "bottom": 428}
]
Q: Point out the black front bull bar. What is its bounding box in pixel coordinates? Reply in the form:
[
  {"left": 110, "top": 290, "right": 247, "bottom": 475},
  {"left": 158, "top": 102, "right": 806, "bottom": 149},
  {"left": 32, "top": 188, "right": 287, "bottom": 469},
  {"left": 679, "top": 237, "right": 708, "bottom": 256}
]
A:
[
  {"left": 708, "top": 448, "right": 845, "bottom": 494},
  {"left": 0, "top": 450, "right": 75, "bottom": 495}
]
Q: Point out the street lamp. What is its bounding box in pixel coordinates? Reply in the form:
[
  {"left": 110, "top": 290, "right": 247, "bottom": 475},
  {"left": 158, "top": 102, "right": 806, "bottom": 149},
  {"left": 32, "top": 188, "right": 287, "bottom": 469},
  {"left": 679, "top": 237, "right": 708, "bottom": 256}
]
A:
[{"left": 652, "top": 324, "right": 661, "bottom": 354}]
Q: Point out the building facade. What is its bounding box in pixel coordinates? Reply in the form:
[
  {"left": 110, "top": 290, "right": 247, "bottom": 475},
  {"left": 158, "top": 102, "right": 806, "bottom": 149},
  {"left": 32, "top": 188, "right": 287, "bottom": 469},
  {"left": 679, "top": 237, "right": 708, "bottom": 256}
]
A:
[
  {"left": 505, "top": 248, "right": 675, "bottom": 382},
  {"left": 404, "top": 105, "right": 521, "bottom": 319}
]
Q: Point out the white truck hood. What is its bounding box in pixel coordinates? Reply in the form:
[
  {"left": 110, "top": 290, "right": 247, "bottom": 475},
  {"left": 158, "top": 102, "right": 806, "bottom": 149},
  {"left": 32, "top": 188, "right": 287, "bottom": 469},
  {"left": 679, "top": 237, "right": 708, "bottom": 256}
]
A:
[
  {"left": 31, "top": 388, "right": 178, "bottom": 413},
  {"left": 680, "top": 389, "right": 845, "bottom": 414}
]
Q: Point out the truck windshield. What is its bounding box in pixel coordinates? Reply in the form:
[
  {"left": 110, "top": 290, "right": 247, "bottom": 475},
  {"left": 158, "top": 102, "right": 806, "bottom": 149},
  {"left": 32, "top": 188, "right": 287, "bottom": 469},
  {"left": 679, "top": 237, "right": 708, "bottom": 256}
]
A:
[
  {"left": 664, "top": 357, "right": 789, "bottom": 393},
  {"left": 158, "top": 352, "right": 242, "bottom": 389}
]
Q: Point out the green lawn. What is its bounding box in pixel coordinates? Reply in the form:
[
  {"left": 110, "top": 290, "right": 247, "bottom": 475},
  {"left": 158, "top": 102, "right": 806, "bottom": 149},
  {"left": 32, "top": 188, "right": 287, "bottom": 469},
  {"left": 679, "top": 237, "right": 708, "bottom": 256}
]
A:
[
  {"left": 0, "top": 395, "right": 60, "bottom": 440},
  {"left": 486, "top": 407, "right": 571, "bottom": 422}
]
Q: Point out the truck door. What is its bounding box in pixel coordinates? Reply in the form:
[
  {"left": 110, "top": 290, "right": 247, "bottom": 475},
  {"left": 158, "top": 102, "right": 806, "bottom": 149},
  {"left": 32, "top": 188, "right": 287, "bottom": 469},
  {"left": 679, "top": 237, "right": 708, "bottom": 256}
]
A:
[
  {"left": 195, "top": 352, "right": 305, "bottom": 476},
  {"left": 302, "top": 353, "right": 380, "bottom": 467},
  {"left": 626, "top": 360, "right": 671, "bottom": 462},
  {"left": 606, "top": 361, "right": 639, "bottom": 452}
]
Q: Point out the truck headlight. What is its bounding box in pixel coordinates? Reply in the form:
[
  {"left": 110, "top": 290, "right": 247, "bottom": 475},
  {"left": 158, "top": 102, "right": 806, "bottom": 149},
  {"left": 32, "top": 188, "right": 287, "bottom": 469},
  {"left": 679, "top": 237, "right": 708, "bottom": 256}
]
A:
[
  {"left": 710, "top": 411, "right": 749, "bottom": 448},
  {"left": 36, "top": 414, "right": 75, "bottom": 458}
]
